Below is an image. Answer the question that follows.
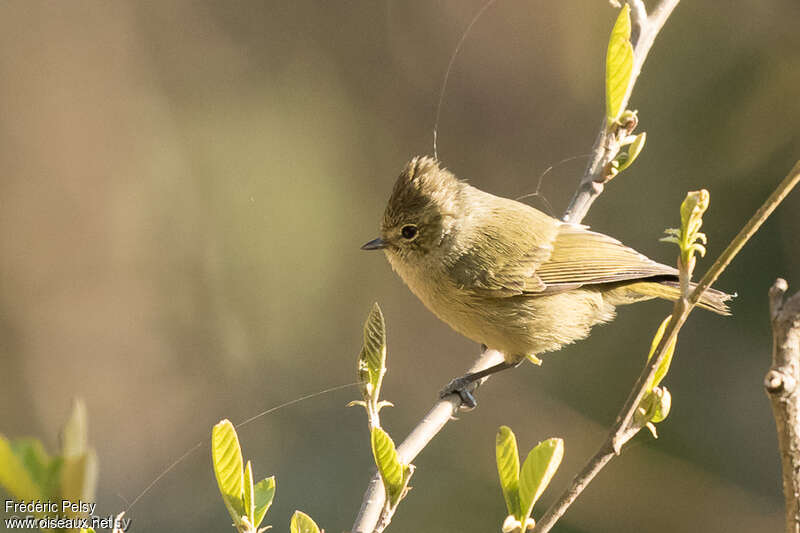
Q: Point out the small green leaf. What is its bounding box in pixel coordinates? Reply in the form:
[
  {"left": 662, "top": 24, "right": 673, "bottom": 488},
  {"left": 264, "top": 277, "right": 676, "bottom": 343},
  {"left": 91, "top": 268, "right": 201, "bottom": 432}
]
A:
[
  {"left": 637, "top": 386, "right": 672, "bottom": 434},
  {"left": 243, "top": 460, "right": 255, "bottom": 524},
  {"left": 60, "top": 449, "right": 98, "bottom": 508},
  {"left": 650, "top": 386, "right": 672, "bottom": 423},
  {"left": 663, "top": 190, "right": 711, "bottom": 275},
  {"left": 605, "top": 3, "right": 634, "bottom": 123},
  {"left": 212, "top": 419, "right": 245, "bottom": 521},
  {"left": 290, "top": 510, "right": 321, "bottom": 533},
  {"left": 518, "top": 438, "right": 564, "bottom": 521},
  {"left": 495, "top": 426, "right": 521, "bottom": 519},
  {"left": 253, "top": 476, "right": 276, "bottom": 528},
  {"left": 358, "top": 303, "right": 387, "bottom": 401},
  {"left": 617, "top": 132, "right": 646, "bottom": 172},
  {"left": 61, "top": 398, "right": 88, "bottom": 457},
  {"left": 680, "top": 190, "right": 710, "bottom": 240},
  {"left": 645, "top": 316, "right": 677, "bottom": 391},
  {"left": 58, "top": 398, "right": 99, "bottom": 506},
  {"left": 0, "top": 435, "right": 43, "bottom": 501},
  {"left": 9, "top": 437, "right": 62, "bottom": 498},
  {"left": 81, "top": 528, "right": 96, "bottom": 533},
  {"left": 371, "top": 427, "right": 411, "bottom": 507}
]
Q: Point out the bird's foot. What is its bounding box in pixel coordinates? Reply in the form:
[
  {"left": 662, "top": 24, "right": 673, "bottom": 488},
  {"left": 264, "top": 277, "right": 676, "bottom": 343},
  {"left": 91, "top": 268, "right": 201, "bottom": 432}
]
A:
[{"left": 440, "top": 376, "right": 478, "bottom": 410}]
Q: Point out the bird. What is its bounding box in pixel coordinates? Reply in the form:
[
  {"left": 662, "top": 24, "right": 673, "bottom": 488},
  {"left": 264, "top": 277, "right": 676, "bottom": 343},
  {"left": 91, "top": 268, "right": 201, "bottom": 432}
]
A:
[{"left": 362, "top": 156, "right": 731, "bottom": 403}]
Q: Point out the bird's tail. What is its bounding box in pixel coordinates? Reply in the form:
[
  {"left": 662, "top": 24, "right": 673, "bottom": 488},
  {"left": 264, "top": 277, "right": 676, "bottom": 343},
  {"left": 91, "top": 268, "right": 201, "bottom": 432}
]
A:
[{"left": 621, "top": 280, "right": 733, "bottom": 315}]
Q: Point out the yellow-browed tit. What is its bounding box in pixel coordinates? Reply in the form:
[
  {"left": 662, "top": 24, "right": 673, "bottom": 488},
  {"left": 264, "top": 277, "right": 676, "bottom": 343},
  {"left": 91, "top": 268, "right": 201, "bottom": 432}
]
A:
[{"left": 362, "top": 157, "right": 731, "bottom": 403}]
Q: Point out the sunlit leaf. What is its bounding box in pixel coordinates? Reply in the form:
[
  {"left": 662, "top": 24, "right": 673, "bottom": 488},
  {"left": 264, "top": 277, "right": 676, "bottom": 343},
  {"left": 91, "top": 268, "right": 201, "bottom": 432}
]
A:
[
  {"left": 371, "top": 427, "right": 411, "bottom": 507},
  {"left": 518, "top": 438, "right": 564, "bottom": 521},
  {"left": 243, "top": 460, "right": 255, "bottom": 524},
  {"left": 253, "top": 476, "right": 276, "bottom": 528},
  {"left": 495, "top": 426, "right": 521, "bottom": 519},
  {"left": 0, "top": 435, "right": 42, "bottom": 501},
  {"left": 605, "top": 4, "right": 634, "bottom": 123},
  {"left": 290, "top": 510, "right": 321, "bottom": 533},
  {"left": 650, "top": 387, "right": 672, "bottom": 423},
  {"left": 617, "top": 132, "right": 646, "bottom": 172},
  {"left": 60, "top": 449, "right": 98, "bottom": 509},
  {"left": 646, "top": 316, "right": 677, "bottom": 391},
  {"left": 212, "top": 419, "right": 245, "bottom": 521},
  {"left": 358, "top": 303, "right": 387, "bottom": 401},
  {"left": 61, "top": 398, "right": 88, "bottom": 457},
  {"left": 9, "top": 437, "right": 61, "bottom": 498}
]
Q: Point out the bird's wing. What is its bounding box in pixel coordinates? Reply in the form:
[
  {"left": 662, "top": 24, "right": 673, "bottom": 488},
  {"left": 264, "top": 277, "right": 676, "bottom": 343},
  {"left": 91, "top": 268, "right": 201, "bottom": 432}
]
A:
[
  {"left": 448, "top": 199, "right": 560, "bottom": 296},
  {"left": 535, "top": 224, "right": 678, "bottom": 289}
]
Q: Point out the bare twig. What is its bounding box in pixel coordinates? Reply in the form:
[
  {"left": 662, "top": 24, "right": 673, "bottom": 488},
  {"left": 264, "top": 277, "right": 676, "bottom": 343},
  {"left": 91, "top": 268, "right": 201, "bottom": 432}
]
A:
[
  {"left": 562, "top": 0, "right": 680, "bottom": 224},
  {"left": 765, "top": 278, "right": 800, "bottom": 533},
  {"left": 533, "top": 160, "right": 800, "bottom": 533}
]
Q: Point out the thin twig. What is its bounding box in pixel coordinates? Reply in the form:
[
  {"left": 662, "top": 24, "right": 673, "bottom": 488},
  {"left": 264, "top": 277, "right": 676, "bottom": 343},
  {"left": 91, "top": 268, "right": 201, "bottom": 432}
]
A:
[
  {"left": 562, "top": 0, "right": 680, "bottom": 224},
  {"left": 533, "top": 160, "right": 800, "bottom": 533},
  {"left": 765, "top": 278, "right": 800, "bottom": 533}
]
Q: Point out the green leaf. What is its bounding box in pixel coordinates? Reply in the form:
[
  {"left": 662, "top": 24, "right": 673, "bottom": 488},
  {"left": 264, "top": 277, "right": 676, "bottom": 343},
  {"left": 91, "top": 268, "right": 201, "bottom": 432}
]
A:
[
  {"left": 495, "top": 426, "right": 521, "bottom": 519},
  {"left": 60, "top": 449, "right": 98, "bottom": 508},
  {"left": 59, "top": 398, "right": 99, "bottom": 506},
  {"left": 61, "top": 398, "right": 88, "bottom": 457},
  {"left": 290, "top": 510, "right": 321, "bottom": 533},
  {"left": 253, "top": 476, "right": 276, "bottom": 528},
  {"left": 212, "top": 419, "right": 245, "bottom": 521},
  {"left": 650, "top": 386, "right": 672, "bottom": 424},
  {"left": 638, "top": 386, "right": 673, "bottom": 438},
  {"left": 243, "top": 460, "right": 255, "bottom": 524},
  {"left": 605, "top": 3, "right": 634, "bottom": 123},
  {"left": 518, "top": 438, "right": 564, "bottom": 521},
  {"left": 645, "top": 316, "right": 677, "bottom": 391},
  {"left": 617, "top": 131, "right": 646, "bottom": 172},
  {"left": 9, "top": 437, "right": 62, "bottom": 498},
  {"left": 680, "top": 190, "right": 710, "bottom": 240},
  {"left": 371, "top": 427, "right": 411, "bottom": 507},
  {"left": 358, "top": 303, "right": 387, "bottom": 401},
  {"left": 0, "top": 435, "right": 43, "bottom": 501}
]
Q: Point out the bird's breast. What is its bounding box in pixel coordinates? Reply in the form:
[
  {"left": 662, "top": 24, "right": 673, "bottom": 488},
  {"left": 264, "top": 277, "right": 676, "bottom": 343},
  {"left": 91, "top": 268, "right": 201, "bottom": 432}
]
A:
[{"left": 385, "top": 250, "right": 495, "bottom": 345}]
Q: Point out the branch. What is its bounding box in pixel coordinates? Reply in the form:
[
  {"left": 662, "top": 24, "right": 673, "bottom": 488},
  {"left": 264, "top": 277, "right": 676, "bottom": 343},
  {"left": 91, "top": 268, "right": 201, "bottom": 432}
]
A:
[
  {"left": 533, "top": 160, "right": 800, "bottom": 533},
  {"left": 765, "top": 278, "right": 800, "bottom": 533},
  {"left": 562, "top": 0, "right": 680, "bottom": 224},
  {"left": 352, "top": 350, "right": 505, "bottom": 533}
]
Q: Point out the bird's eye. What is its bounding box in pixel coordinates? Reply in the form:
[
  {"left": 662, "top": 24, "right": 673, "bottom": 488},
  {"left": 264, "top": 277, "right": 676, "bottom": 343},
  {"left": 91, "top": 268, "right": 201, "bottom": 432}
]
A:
[{"left": 401, "top": 224, "right": 418, "bottom": 240}]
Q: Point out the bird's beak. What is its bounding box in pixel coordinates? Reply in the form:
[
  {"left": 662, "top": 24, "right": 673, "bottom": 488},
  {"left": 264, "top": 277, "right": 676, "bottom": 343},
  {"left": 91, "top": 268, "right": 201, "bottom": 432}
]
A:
[{"left": 361, "top": 237, "right": 386, "bottom": 250}]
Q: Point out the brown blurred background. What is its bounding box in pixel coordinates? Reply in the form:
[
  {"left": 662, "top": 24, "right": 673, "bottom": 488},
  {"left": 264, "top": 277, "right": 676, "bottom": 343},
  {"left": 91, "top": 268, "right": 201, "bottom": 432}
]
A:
[{"left": 1, "top": 1, "right": 799, "bottom": 532}]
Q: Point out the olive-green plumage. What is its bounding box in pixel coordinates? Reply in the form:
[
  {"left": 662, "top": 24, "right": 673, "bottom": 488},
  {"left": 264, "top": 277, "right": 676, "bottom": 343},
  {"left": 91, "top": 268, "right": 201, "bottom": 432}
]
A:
[{"left": 365, "top": 156, "right": 732, "bottom": 365}]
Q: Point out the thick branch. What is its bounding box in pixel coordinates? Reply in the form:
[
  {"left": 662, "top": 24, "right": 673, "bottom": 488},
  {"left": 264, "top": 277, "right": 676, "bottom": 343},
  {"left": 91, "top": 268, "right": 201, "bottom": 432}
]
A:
[
  {"left": 562, "top": 0, "right": 680, "bottom": 224},
  {"left": 765, "top": 278, "right": 800, "bottom": 533}
]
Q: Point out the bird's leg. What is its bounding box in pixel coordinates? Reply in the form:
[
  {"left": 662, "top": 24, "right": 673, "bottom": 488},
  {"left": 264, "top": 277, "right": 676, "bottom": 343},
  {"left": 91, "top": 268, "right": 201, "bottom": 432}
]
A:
[{"left": 440, "top": 359, "right": 522, "bottom": 409}]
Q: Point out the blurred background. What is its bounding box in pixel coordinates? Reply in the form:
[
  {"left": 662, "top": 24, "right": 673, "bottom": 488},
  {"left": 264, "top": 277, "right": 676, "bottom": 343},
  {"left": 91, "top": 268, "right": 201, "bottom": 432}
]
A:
[{"left": 1, "top": 1, "right": 799, "bottom": 532}]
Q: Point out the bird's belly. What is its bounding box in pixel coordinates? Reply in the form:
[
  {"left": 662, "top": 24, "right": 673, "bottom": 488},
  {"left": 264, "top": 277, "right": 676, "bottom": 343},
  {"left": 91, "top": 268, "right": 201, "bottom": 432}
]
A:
[{"left": 409, "top": 278, "right": 617, "bottom": 361}]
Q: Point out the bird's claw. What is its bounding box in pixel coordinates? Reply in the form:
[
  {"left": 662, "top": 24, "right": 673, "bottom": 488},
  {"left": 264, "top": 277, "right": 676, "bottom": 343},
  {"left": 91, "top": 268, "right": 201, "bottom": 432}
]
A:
[{"left": 440, "top": 377, "right": 478, "bottom": 410}]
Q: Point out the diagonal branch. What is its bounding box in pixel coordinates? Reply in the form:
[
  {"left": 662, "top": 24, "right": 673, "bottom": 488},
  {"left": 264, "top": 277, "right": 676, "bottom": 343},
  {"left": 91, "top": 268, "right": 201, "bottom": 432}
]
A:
[
  {"left": 352, "top": 350, "right": 505, "bottom": 533},
  {"left": 532, "top": 160, "right": 800, "bottom": 533}
]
